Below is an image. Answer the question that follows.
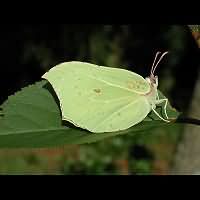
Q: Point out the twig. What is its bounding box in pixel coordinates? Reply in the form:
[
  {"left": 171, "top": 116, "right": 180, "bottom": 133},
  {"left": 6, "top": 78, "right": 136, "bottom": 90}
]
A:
[{"left": 176, "top": 117, "right": 200, "bottom": 126}]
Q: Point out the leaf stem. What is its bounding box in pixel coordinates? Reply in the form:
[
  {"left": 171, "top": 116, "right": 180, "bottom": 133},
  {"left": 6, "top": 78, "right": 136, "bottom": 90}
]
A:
[{"left": 176, "top": 117, "right": 200, "bottom": 126}]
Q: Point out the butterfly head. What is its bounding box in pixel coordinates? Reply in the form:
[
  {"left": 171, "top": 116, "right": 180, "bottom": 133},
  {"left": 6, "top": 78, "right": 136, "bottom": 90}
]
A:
[
  {"left": 146, "top": 75, "right": 158, "bottom": 88},
  {"left": 146, "top": 51, "right": 169, "bottom": 88}
]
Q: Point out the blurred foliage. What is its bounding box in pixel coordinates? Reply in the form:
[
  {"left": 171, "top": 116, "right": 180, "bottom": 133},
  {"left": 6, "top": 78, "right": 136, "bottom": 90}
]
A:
[
  {"left": 0, "top": 25, "right": 199, "bottom": 174},
  {"left": 188, "top": 25, "right": 200, "bottom": 48},
  {"left": 0, "top": 124, "right": 183, "bottom": 175},
  {"left": 188, "top": 25, "right": 200, "bottom": 32}
]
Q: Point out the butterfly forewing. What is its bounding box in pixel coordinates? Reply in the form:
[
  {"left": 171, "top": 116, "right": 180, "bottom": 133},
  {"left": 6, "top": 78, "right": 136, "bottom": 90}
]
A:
[{"left": 42, "top": 62, "right": 152, "bottom": 133}]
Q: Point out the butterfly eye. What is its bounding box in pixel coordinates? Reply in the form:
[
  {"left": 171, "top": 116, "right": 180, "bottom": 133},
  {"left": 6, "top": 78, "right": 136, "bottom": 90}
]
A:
[{"left": 154, "top": 76, "right": 158, "bottom": 86}]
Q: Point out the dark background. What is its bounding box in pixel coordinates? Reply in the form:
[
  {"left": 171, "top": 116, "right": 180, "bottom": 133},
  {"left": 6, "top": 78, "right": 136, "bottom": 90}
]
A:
[{"left": 1, "top": 25, "right": 199, "bottom": 111}]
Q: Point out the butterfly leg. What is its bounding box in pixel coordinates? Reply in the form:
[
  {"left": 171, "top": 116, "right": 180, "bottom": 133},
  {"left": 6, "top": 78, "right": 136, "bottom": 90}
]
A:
[
  {"left": 156, "top": 91, "right": 160, "bottom": 101},
  {"left": 155, "top": 98, "right": 169, "bottom": 120},
  {"left": 152, "top": 106, "right": 170, "bottom": 123}
]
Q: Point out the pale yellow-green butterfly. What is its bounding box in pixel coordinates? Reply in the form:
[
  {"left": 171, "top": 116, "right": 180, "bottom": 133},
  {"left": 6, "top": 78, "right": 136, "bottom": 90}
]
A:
[{"left": 42, "top": 52, "right": 169, "bottom": 133}]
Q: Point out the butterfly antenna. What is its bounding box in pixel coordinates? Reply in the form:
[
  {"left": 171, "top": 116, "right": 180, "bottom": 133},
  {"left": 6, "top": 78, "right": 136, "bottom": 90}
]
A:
[
  {"left": 152, "top": 51, "right": 169, "bottom": 75},
  {"left": 151, "top": 52, "right": 161, "bottom": 75}
]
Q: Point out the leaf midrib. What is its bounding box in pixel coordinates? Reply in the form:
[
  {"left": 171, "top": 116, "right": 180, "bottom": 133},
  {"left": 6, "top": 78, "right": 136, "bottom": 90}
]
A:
[{"left": 0, "top": 126, "right": 70, "bottom": 136}]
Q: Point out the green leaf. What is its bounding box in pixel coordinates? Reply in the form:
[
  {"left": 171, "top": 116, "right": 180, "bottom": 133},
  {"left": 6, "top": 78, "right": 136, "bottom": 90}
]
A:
[{"left": 0, "top": 81, "right": 180, "bottom": 148}]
